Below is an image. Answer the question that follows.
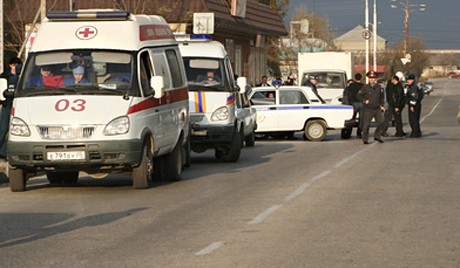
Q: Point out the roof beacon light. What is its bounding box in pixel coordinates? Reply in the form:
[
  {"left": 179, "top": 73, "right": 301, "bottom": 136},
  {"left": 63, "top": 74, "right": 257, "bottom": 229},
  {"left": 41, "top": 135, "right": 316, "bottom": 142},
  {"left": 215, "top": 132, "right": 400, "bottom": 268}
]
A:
[
  {"left": 47, "top": 10, "right": 131, "bottom": 21},
  {"left": 190, "top": 34, "right": 213, "bottom": 41}
]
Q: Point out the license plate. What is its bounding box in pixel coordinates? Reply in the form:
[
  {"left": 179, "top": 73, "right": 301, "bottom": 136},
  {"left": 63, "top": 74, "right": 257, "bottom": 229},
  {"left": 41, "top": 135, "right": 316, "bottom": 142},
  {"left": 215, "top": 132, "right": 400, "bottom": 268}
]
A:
[
  {"left": 47, "top": 151, "right": 86, "bottom": 161},
  {"left": 191, "top": 129, "right": 208, "bottom": 136}
]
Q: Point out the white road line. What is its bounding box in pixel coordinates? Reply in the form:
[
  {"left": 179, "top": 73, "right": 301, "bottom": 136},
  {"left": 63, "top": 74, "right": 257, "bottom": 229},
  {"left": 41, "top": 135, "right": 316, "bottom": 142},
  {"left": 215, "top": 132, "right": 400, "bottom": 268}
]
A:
[
  {"left": 248, "top": 204, "right": 283, "bottom": 225},
  {"left": 285, "top": 182, "right": 311, "bottom": 202},
  {"left": 334, "top": 145, "right": 374, "bottom": 168},
  {"left": 311, "top": 170, "right": 332, "bottom": 182},
  {"left": 195, "top": 241, "right": 225, "bottom": 256},
  {"left": 421, "top": 97, "right": 443, "bottom": 123}
]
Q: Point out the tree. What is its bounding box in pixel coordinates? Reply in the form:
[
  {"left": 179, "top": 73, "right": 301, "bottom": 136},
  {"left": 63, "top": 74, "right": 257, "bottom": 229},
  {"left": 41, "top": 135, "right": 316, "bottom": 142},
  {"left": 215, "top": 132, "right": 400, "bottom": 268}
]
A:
[{"left": 387, "top": 35, "right": 429, "bottom": 79}]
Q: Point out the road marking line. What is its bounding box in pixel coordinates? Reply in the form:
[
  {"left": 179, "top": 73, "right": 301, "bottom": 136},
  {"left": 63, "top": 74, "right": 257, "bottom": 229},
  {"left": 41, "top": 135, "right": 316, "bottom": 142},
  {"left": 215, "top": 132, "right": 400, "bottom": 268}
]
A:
[
  {"left": 195, "top": 241, "right": 225, "bottom": 256},
  {"left": 285, "top": 182, "right": 311, "bottom": 202},
  {"left": 248, "top": 204, "right": 282, "bottom": 225},
  {"left": 334, "top": 145, "right": 374, "bottom": 168},
  {"left": 311, "top": 170, "right": 332, "bottom": 182},
  {"left": 421, "top": 97, "right": 443, "bottom": 123}
]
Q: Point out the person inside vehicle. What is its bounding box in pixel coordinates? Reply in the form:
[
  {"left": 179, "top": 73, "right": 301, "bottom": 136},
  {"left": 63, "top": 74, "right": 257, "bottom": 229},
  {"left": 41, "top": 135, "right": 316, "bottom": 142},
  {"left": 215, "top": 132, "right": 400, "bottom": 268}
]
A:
[
  {"left": 26, "top": 66, "right": 54, "bottom": 87},
  {"left": 65, "top": 66, "right": 90, "bottom": 85}
]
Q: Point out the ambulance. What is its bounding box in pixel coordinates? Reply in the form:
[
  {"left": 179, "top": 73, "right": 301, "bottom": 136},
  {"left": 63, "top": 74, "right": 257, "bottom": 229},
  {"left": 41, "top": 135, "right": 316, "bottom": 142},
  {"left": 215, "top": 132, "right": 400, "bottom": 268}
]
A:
[
  {"left": 0, "top": 10, "right": 190, "bottom": 191},
  {"left": 177, "top": 35, "right": 256, "bottom": 162}
]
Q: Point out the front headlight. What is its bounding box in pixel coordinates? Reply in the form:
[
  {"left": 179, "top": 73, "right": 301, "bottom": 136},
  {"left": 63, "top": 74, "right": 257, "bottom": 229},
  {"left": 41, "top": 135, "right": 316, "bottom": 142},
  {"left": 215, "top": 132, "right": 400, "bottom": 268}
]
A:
[
  {"left": 103, "top": 116, "right": 129, "bottom": 136},
  {"left": 10, "top": 117, "right": 31, "bottom": 137},
  {"left": 211, "top": 106, "right": 229, "bottom": 121}
]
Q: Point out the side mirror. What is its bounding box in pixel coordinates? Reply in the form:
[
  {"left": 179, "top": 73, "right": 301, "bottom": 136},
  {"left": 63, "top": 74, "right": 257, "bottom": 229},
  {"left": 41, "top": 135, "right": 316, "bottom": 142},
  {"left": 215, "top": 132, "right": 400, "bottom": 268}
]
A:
[
  {"left": 236, "top": 77, "right": 247, "bottom": 94},
  {"left": 151, "top": 76, "right": 165, "bottom": 99},
  {"left": 0, "top": 78, "right": 8, "bottom": 101}
]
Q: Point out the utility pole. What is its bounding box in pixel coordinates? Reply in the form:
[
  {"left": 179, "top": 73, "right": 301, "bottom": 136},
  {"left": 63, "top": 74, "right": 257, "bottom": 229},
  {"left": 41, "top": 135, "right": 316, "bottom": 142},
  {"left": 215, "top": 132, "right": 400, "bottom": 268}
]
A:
[
  {"left": 365, "top": 0, "right": 369, "bottom": 80},
  {"left": 40, "top": 0, "right": 46, "bottom": 21},
  {"left": 373, "top": 0, "right": 377, "bottom": 72},
  {"left": 403, "top": 0, "right": 409, "bottom": 55}
]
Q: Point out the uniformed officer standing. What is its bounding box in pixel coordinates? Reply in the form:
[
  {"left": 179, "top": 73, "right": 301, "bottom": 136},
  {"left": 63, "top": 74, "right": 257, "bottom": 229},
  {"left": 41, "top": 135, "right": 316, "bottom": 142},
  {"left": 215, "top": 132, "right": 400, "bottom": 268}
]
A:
[
  {"left": 357, "top": 70, "right": 385, "bottom": 144},
  {"left": 405, "top": 73, "right": 423, "bottom": 137}
]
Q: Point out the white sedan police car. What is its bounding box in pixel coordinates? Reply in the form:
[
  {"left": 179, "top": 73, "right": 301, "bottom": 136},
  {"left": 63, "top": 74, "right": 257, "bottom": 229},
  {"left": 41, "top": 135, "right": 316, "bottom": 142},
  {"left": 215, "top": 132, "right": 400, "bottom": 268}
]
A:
[{"left": 248, "top": 86, "right": 353, "bottom": 141}]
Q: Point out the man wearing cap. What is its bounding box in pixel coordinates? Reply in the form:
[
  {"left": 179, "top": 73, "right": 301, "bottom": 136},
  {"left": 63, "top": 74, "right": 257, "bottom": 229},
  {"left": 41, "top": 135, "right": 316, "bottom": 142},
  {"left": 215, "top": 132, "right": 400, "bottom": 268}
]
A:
[
  {"left": 357, "top": 70, "right": 385, "bottom": 144},
  {"left": 381, "top": 73, "right": 407, "bottom": 137},
  {"left": 405, "top": 73, "right": 423, "bottom": 137},
  {"left": 303, "top": 74, "right": 319, "bottom": 95}
]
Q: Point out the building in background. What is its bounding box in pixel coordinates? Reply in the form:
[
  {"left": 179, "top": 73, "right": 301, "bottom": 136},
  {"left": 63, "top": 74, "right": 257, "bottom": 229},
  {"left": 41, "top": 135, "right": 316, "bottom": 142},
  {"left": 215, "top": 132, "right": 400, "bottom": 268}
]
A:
[{"left": 4, "top": 0, "right": 287, "bottom": 85}]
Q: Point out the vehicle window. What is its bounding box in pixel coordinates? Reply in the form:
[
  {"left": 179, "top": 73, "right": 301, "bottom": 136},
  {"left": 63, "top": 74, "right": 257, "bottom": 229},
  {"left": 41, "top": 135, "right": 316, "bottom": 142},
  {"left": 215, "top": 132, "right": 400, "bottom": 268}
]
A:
[
  {"left": 182, "top": 57, "right": 228, "bottom": 92},
  {"left": 279, "top": 90, "right": 309, "bottom": 105},
  {"left": 18, "top": 50, "right": 134, "bottom": 97},
  {"left": 139, "top": 51, "right": 153, "bottom": 96},
  {"left": 151, "top": 50, "right": 171, "bottom": 89},
  {"left": 250, "top": 90, "right": 276, "bottom": 105},
  {"left": 166, "top": 49, "right": 184, "bottom": 88}
]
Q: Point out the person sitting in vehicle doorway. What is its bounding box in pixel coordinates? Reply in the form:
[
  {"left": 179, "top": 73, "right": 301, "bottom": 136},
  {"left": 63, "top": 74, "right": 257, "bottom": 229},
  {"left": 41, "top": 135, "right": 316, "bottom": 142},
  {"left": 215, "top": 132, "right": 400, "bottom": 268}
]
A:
[{"left": 65, "top": 66, "right": 90, "bottom": 85}]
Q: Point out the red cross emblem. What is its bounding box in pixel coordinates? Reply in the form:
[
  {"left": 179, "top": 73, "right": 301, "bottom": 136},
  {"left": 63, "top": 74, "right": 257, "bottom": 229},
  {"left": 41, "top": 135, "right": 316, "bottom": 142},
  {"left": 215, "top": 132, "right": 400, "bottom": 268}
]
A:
[{"left": 75, "top": 26, "right": 98, "bottom": 40}]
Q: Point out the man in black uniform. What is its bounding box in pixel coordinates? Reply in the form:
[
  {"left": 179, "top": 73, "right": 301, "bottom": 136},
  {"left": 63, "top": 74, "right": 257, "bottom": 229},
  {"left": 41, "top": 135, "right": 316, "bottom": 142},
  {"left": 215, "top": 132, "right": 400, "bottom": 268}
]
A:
[
  {"left": 357, "top": 70, "right": 385, "bottom": 144},
  {"left": 348, "top": 73, "right": 365, "bottom": 137},
  {"left": 381, "top": 72, "right": 407, "bottom": 137},
  {"left": 302, "top": 74, "right": 319, "bottom": 95},
  {"left": 0, "top": 56, "right": 22, "bottom": 161},
  {"left": 405, "top": 73, "right": 423, "bottom": 137}
]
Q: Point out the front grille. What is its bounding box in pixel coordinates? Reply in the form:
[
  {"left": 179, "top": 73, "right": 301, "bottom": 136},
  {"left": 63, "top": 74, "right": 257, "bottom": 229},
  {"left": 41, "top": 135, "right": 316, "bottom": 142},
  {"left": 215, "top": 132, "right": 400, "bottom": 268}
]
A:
[{"left": 37, "top": 125, "right": 96, "bottom": 140}]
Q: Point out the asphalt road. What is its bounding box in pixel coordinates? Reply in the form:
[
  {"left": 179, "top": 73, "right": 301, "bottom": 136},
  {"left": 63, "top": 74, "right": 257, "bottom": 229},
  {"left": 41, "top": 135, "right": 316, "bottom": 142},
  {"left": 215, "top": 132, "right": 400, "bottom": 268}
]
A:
[{"left": 0, "top": 78, "right": 459, "bottom": 267}]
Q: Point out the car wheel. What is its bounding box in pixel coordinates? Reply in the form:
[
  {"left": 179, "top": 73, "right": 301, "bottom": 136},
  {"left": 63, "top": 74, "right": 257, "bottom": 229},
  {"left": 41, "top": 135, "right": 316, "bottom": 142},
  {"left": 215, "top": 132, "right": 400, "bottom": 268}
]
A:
[
  {"left": 132, "top": 142, "right": 152, "bottom": 189},
  {"left": 164, "top": 140, "right": 183, "bottom": 182},
  {"left": 8, "top": 165, "right": 26, "bottom": 192},
  {"left": 245, "top": 130, "right": 256, "bottom": 147},
  {"left": 341, "top": 128, "right": 352, "bottom": 139},
  {"left": 220, "top": 128, "right": 242, "bottom": 162},
  {"left": 304, "top": 120, "right": 327, "bottom": 141}
]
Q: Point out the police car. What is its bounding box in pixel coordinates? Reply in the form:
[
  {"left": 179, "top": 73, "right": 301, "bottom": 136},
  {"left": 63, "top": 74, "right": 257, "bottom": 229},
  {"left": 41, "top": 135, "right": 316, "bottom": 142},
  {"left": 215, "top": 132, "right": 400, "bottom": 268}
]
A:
[{"left": 248, "top": 85, "right": 353, "bottom": 141}]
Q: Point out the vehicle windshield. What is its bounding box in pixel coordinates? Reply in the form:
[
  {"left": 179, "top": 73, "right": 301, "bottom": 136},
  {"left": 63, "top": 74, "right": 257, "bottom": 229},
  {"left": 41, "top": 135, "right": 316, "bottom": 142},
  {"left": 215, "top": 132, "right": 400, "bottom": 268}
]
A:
[
  {"left": 17, "top": 50, "right": 133, "bottom": 97},
  {"left": 182, "top": 57, "right": 230, "bottom": 92},
  {"left": 303, "top": 72, "right": 346, "bottom": 89}
]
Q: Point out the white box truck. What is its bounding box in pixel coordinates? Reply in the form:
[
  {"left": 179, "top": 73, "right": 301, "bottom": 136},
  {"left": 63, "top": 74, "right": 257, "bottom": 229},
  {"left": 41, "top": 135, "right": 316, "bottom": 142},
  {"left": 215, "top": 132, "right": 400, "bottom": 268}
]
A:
[{"left": 298, "top": 52, "right": 354, "bottom": 103}]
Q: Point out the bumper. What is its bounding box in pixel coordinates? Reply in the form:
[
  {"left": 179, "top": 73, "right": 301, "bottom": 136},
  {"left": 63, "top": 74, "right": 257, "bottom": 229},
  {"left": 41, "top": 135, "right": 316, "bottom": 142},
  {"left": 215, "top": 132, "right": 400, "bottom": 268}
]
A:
[
  {"left": 190, "top": 123, "right": 236, "bottom": 146},
  {"left": 7, "top": 139, "right": 142, "bottom": 172}
]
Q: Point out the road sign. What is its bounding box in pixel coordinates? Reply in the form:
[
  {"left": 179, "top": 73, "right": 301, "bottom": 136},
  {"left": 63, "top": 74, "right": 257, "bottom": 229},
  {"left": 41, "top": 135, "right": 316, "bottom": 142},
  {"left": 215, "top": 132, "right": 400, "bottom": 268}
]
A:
[
  {"left": 362, "top": 30, "right": 371, "bottom": 40},
  {"left": 401, "top": 58, "right": 411, "bottom": 65},
  {"left": 193, "top": 13, "right": 214, "bottom": 34}
]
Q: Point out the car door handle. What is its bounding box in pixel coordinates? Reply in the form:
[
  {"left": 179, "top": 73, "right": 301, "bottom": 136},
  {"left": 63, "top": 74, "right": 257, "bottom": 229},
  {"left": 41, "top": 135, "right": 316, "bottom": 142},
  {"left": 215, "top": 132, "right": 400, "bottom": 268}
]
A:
[{"left": 269, "top": 107, "right": 277, "bottom": 110}]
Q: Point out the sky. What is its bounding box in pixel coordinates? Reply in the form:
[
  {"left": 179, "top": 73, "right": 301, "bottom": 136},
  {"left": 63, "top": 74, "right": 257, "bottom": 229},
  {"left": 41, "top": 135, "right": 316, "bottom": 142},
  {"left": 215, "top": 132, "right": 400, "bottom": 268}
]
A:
[{"left": 286, "top": 0, "right": 460, "bottom": 50}]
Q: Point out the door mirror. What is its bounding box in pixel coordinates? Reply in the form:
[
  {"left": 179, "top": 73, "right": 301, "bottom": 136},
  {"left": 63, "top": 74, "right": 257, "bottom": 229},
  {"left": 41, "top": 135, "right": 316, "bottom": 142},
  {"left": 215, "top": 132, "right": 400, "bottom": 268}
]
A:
[
  {"left": 151, "top": 76, "right": 165, "bottom": 99},
  {"left": 0, "top": 78, "right": 8, "bottom": 101},
  {"left": 236, "top": 76, "right": 247, "bottom": 94}
]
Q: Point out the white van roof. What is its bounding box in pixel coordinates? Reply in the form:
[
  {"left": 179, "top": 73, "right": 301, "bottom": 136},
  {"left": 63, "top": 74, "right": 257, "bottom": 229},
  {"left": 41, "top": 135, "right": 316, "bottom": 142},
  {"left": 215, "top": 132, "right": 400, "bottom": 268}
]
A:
[
  {"left": 178, "top": 41, "right": 227, "bottom": 59},
  {"left": 31, "top": 10, "right": 176, "bottom": 52}
]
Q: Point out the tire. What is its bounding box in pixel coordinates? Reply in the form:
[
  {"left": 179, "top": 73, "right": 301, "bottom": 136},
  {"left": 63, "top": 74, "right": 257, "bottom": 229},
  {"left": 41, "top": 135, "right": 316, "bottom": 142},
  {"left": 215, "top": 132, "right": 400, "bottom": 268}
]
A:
[
  {"left": 341, "top": 128, "right": 352, "bottom": 139},
  {"left": 47, "top": 171, "right": 79, "bottom": 184},
  {"left": 132, "top": 142, "right": 152, "bottom": 189},
  {"left": 245, "top": 130, "right": 256, "bottom": 147},
  {"left": 220, "top": 128, "right": 242, "bottom": 162},
  {"left": 164, "top": 141, "right": 183, "bottom": 181},
  {"left": 304, "top": 120, "right": 327, "bottom": 141},
  {"left": 8, "top": 165, "right": 26, "bottom": 192},
  {"left": 183, "top": 137, "right": 191, "bottom": 168}
]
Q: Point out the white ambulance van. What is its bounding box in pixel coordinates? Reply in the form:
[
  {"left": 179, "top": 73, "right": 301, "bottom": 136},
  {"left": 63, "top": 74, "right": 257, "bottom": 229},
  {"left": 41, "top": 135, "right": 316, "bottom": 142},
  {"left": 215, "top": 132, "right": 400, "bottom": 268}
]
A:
[
  {"left": 177, "top": 35, "right": 256, "bottom": 162},
  {"left": 0, "top": 10, "right": 190, "bottom": 191}
]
